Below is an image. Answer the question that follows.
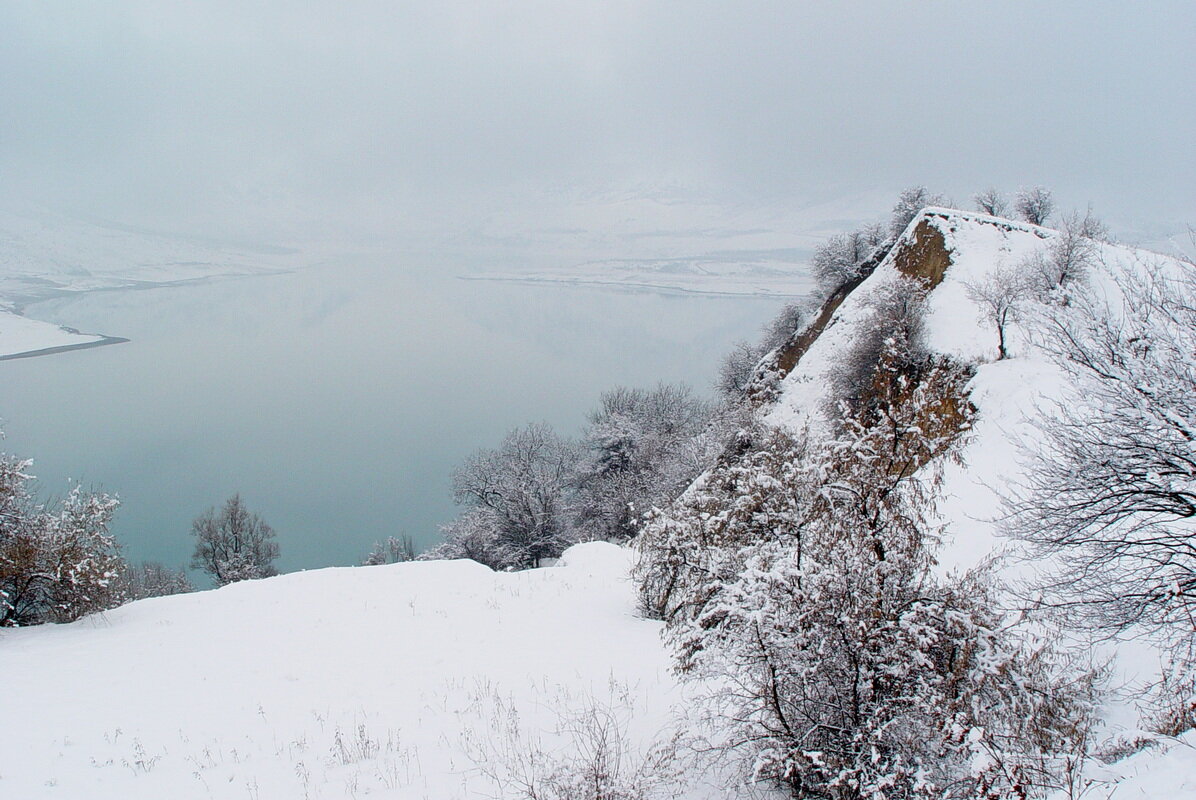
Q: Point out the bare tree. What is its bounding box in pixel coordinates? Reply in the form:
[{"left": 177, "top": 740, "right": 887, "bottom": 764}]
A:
[
  {"left": 965, "top": 265, "right": 1030, "bottom": 359},
  {"left": 1008, "top": 257, "right": 1196, "bottom": 660},
  {"left": 190, "top": 494, "right": 279, "bottom": 585},
  {"left": 715, "top": 340, "right": 762, "bottom": 398},
  {"left": 973, "top": 187, "right": 1009, "bottom": 217},
  {"left": 1022, "top": 210, "right": 1101, "bottom": 299},
  {"left": 1016, "top": 186, "right": 1055, "bottom": 226},
  {"left": 451, "top": 423, "right": 582, "bottom": 569}
]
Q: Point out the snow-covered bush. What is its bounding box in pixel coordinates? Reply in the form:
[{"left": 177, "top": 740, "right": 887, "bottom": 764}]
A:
[
  {"left": 639, "top": 365, "right": 1097, "bottom": 798},
  {"left": 811, "top": 224, "right": 889, "bottom": 291},
  {"left": 1, "top": 454, "right": 125, "bottom": 626},
  {"left": 827, "top": 276, "right": 931, "bottom": 422},
  {"left": 119, "top": 561, "right": 194, "bottom": 600},
  {"left": 423, "top": 508, "right": 515, "bottom": 570},
  {"left": 190, "top": 494, "right": 279, "bottom": 586}
]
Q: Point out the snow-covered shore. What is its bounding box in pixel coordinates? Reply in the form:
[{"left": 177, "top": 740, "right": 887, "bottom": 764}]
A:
[{"left": 0, "top": 207, "right": 305, "bottom": 359}]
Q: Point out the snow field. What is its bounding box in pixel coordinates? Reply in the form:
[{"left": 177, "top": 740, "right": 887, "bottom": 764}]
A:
[{"left": 0, "top": 543, "right": 718, "bottom": 799}]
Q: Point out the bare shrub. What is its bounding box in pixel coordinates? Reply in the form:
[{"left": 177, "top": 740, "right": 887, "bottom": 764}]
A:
[
  {"left": 1016, "top": 186, "right": 1055, "bottom": 226},
  {"left": 974, "top": 187, "right": 1009, "bottom": 217},
  {"left": 191, "top": 494, "right": 279, "bottom": 586},
  {"left": 465, "top": 696, "right": 682, "bottom": 800},
  {"left": 362, "top": 535, "right": 416, "bottom": 566}
]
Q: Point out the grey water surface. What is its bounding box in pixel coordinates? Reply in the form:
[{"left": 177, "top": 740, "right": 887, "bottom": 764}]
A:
[{"left": 1, "top": 256, "right": 786, "bottom": 578}]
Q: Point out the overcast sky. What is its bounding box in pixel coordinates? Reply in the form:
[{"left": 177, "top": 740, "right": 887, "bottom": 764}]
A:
[{"left": 2, "top": 2, "right": 1192, "bottom": 245}]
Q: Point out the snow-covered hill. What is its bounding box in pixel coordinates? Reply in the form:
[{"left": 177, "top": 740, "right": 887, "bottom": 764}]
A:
[{"left": 752, "top": 207, "right": 1196, "bottom": 794}]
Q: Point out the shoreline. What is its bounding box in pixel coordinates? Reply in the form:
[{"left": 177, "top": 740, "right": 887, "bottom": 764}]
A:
[
  {"left": 0, "top": 334, "right": 130, "bottom": 362},
  {"left": 0, "top": 268, "right": 294, "bottom": 363}
]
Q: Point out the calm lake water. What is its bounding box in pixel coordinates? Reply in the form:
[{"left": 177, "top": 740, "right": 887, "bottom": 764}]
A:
[{"left": 0, "top": 255, "right": 786, "bottom": 577}]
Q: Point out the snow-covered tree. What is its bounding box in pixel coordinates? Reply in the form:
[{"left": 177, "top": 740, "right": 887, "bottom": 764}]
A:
[
  {"left": 1, "top": 455, "right": 125, "bottom": 626},
  {"left": 965, "top": 265, "right": 1032, "bottom": 360},
  {"left": 1015, "top": 186, "right": 1054, "bottom": 226},
  {"left": 190, "top": 494, "right": 279, "bottom": 586},
  {"left": 890, "top": 186, "right": 946, "bottom": 238},
  {"left": 451, "top": 423, "right": 582, "bottom": 569},
  {"left": 1009, "top": 256, "right": 1196, "bottom": 664},
  {"left": 717, "top": 340, "right": 764, "bottom": 398},
  {"left": 811, "top": 224, "right": 889, "bottom": 290},
  {"left": 422, "top": 508, "right": 511, "bottom": 570},
  {"left": 575, "top": 385, "right": 714, "bottom": 542}
]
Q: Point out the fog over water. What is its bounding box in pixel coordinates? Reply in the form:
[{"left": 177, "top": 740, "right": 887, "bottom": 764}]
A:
[{"left": 1, "top": 260, "right": 785, "bottom": 574}]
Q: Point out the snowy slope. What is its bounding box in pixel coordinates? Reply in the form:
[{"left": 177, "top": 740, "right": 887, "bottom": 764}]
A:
[
  {"left": 761, "top": 208, "right": 1196, "bottom": 795},
  {"left": 0, "top": 543, "right": 735, "bottom": 799}
]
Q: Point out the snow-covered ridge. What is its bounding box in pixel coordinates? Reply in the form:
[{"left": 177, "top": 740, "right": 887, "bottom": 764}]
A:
[
  {"left": 0, "top": 208, "right": 305, "bottom": 359},
  {"left": 751, "top": 207, "right": 1195, "bottom": 791}
]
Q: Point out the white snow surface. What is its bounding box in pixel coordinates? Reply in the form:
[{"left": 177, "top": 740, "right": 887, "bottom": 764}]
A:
[
  {"left": 0, "top": 543, "right": 733, "bottom": 799},
  {"left": 0, "top": 312, "right": 108, "bottom": 359}
]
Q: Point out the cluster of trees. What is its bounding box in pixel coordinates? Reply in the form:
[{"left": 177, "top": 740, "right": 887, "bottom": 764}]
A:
[
  {"left": 633, "top": 188, "right": 1196, "bottom": 796},
  {"left": 426, "top": 384, "right": 736, "bottom": 571},
  {"left": 974, "top": 186, "right": 1056, "bottom": 226},
  {"left": 1, "top": 453, "right": 279, "bottom": 627}
]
